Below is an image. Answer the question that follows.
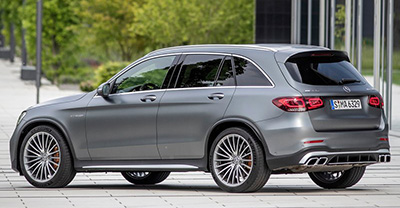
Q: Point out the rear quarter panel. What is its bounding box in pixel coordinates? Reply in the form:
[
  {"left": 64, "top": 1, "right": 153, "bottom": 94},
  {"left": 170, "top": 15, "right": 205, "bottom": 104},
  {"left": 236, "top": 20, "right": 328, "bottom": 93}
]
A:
[{"left": 224, "top": 51, "right": 302, "bottom": 154}]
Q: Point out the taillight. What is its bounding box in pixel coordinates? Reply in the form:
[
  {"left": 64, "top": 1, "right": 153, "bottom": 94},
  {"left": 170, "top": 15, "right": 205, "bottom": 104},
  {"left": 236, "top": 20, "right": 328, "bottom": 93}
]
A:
[
  {"left": 369, "top": 95, "right": 384, "bottom": 108},
  {"left": 272, "top": 97, "right": 324, "bottom": 112},
  {"left": 272, "top": 97, "right": 306, "bottom": 112},
  {"left": 311, "top": 53, "right": 333, "bottom": 57},
  {"left": 307, "top": 97, "right": 324, "bottom": 110}
]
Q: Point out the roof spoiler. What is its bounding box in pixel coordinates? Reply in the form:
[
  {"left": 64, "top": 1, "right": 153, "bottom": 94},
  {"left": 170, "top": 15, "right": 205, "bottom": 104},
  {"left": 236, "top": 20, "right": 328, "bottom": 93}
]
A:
[{"left": 286, "top": 50, "right": 350, "bottom": 63}]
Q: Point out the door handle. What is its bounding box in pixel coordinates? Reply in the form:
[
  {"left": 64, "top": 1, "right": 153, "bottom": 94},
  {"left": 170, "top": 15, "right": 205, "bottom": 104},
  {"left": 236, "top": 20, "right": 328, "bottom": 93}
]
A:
[
  {"left": 208, "top": 93, "right": 224, "bottom": 100},
  {"left": 140, "top": 95, "right": 157, "bottom": 102}
]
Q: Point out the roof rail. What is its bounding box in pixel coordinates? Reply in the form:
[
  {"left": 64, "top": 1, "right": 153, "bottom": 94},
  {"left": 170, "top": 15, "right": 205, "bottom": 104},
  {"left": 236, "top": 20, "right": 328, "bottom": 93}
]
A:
[{"left": 145, "top": 44, "right": 278, "bottom": 56}]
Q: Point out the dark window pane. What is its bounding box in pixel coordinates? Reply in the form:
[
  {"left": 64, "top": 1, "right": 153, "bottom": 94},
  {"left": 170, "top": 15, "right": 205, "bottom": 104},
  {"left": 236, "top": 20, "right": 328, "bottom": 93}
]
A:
[
  {"left": 176, "top": 55, "right": 224, "bottom": 88},
  {"left": 113, "top": 56, "right": 175, "bottom": 93},
  {"left": 285, "top": 59, "right": 365, "bottom": 86},
  {"left": 234, "top": 57, "right": 272, "bottom": 86},
  {"left": 216, "top": 57, "right": 235, "bottom": 86}
]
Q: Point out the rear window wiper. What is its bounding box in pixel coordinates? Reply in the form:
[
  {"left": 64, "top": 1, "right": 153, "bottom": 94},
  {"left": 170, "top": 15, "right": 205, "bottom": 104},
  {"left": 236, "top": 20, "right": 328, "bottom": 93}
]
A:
[{"left": 339, "top": 78, "right": 361, "bottom": 85}]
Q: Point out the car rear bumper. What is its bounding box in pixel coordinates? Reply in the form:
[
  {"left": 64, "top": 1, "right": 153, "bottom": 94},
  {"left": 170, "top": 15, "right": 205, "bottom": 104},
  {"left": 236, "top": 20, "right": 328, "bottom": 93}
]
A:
[
  {"left": 298, "top": 149, "right": 390, "bottom": 165},
  {"left": 255, "top": 112, "right": 390, "bottom": 171},
  {"left": 270, "top": 149, "right": 390, "bottom": 173}
]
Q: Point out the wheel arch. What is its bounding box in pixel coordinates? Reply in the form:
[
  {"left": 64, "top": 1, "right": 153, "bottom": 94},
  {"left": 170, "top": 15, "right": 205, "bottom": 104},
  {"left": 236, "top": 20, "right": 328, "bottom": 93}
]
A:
[
  {"left": 16, "top": 118, "right": 76, "bottom": 174},
  {"left": 205, "top": 118, "right": 272, "bottom": 171}
]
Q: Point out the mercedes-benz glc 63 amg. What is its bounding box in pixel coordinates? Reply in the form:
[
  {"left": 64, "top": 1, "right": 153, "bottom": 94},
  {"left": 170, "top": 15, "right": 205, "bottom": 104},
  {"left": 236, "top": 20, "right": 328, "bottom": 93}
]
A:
[{"left": 10, "top": 44, "right": 391, "bottom": 192}]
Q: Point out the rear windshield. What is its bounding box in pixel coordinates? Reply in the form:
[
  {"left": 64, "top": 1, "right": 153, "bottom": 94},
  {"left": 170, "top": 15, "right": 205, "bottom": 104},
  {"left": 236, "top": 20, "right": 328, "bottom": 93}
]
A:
[{"left": 285, "top": 54, "right": 365, "bottom": 86}]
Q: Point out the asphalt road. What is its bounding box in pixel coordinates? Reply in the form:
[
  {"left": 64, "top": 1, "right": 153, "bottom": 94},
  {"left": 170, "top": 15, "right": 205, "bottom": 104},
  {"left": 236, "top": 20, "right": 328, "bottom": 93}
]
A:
[{"left": 1, "top": 59, "right": 399, "bottom": 208}]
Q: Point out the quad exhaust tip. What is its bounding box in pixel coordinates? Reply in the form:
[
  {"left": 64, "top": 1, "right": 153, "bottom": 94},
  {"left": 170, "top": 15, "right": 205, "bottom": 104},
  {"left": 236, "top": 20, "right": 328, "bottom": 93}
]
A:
[
  {"left": 305, "top": 157, "right": 328, "bottom": 166},
  {"left": 379, "top": 154, "right": 391, "bottom": 163}
]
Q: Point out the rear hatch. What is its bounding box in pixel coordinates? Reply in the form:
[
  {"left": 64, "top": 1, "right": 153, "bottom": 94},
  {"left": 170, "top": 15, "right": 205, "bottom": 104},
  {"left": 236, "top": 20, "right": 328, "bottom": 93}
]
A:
[{"left": 281, "top": 51, "right": 383, "bottom": 132}]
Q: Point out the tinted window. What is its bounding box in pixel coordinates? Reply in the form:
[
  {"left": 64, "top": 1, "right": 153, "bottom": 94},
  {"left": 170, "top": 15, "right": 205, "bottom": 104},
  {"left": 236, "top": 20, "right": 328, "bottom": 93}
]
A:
[
  {"left": 285, "top": 58, "right": 365, "bottom": 85},
  {"left": 215, "top": 57, "right": 235, "bottom": 86},
  {"left": 234, "top": 57, "right": 272, "bottom": 86},
  {"left": 113, "top": 56, "right": 175, "bottom": 93},
  {"left": 175, "top": 55, "right": 223, "bottom": 88}
]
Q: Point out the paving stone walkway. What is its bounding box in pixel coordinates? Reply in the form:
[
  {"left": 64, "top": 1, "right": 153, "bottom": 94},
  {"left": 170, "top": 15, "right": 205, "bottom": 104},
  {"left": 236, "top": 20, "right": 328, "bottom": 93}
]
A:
[{"left": 0, "top": 59, "right": 399, "bottom": 207}]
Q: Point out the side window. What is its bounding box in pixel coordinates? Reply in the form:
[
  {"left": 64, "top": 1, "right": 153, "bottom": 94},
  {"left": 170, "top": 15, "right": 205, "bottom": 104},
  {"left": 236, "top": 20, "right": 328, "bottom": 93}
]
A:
[
  {"left": 234, "top": 57, "right": 272, "bottom": 86},
  {"left": 175, "top": 55, "right": 224, "bottom": 88},
  {"left": 215, "top": 57, "right": 235, "bottom": 86},
  {"left": 113, "top": 56, "right": 175, "bottom": 94}
]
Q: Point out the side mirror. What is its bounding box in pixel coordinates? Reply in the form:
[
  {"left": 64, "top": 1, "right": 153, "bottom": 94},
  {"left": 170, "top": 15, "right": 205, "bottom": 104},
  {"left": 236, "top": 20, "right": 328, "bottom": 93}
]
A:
[{"left": 97, "top": 83, "right": 111, "bottom": 98}]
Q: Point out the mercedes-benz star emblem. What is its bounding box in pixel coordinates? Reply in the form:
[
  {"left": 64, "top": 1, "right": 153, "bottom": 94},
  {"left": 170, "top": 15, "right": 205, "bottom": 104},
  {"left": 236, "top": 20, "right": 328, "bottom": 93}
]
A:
[{"left": 343, "top": 86, "right": 351, "bottom": 93}]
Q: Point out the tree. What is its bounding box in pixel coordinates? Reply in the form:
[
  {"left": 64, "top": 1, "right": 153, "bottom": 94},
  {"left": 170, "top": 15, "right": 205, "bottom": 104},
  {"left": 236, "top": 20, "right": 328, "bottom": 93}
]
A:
[
  {"left": 0, "top": 0, "right": 23, "bottom": 54},
  {"left": 135, "top": 0, "right": 254, "bottom": 51},
  {"left": 20, "top": 0, "right": 81, "bottom": 83},
  {"left": 335, "top": 4, "right": 345, "bottom": 43},
  {"left": 0, "top": 0, "right": 256, "bottom": 89},
  {"left": 78, "top": 0, "right": 146, "bottom": 61}
]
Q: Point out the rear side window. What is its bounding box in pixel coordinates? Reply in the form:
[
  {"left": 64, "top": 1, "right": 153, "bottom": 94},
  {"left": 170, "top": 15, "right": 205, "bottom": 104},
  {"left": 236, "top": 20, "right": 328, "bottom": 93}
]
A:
[
  {"left": 175, "top": 55, "right": 223, "bottom": 88},
  {"left": 285, "top": 52, "right": 365, "bottom": 85},
  {"left": 216, "top": 57, "right": 235, "bottom": 86},
  {"left": 234, "top": 57, "right": 272, "bottom": 86}
]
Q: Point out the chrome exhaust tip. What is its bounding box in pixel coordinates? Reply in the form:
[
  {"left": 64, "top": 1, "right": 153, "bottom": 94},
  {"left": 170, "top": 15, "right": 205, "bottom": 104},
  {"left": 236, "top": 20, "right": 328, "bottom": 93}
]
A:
[
  {"left": 317, "top": 157, "right": 328, "bottom": 165},
  {"left": 385, "top": 155, "right": 391, "bottom": 163},
  {"left": 305, "top": 157, "right": 328, "bottom": 166},
  {"left": 379, "top": 154, "right": 391, "bottom": 163},
  {"left": 379, "top": 155, "right": 385, "bottom": 162},
  {"left": 306, "top": 157, "right": 318, "bottom": 166}
]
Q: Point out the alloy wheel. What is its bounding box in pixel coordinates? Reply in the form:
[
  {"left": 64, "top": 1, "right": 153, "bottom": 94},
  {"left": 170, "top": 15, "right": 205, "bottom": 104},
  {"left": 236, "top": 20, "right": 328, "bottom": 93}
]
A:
[
  {"left": 23, "top": 132, "right": 61, "bottom": 182},
  {"left": 313, "top": 171, "right": 344, "bottom": 183},
  {"left": 125, "top": 171, "right": 150, "bottom": 179},
  {"left": 213, "top": 133, "right": 253, "bottom": 187}
]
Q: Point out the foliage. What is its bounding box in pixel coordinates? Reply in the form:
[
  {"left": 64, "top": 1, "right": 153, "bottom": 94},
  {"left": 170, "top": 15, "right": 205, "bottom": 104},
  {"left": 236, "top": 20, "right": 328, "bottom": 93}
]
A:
[
  {"left": 80, "top": 61, "right": 128, "bottom": 91},
  {"left": 79, "top": 80, "right": 96, "bottom": 92},
  {"left": 335, "top": 4, "right": 345, "bottom": 41},
  {"left": 135, "top": 0, "right": 254, "bottom": 51},
  {"left": 20, "top": 0, "right": 82, "bottom": 83},
  {"left": 95, "top": 61, "right": 129, "bottom": 86},
  {"left": 0, "top": 1, "right": 21, "bottom": 25},
  {"left": 1, "top": 0, "right": 255, "bottom": 89},
  {"left": 78, "top": 0, "right": 146, "bottom": 61},
  {"left": 0, "top": 0, "right": 22, "bottom": 54}
]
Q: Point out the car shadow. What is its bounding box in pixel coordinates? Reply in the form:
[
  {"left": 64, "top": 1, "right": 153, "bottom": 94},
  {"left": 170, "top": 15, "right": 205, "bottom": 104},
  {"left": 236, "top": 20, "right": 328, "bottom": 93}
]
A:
[{"left": 60, "top": 183, "right": 372, "bottom": 194}]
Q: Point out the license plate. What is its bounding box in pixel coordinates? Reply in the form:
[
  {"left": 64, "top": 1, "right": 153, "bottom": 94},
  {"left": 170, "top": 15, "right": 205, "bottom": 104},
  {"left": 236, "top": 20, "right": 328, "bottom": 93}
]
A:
[{"left": 330, "top": 99, "right": 362, "bottom": 110}]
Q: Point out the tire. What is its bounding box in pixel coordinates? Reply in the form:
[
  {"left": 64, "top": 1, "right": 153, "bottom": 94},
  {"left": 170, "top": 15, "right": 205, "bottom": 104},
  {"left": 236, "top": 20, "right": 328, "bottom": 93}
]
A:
[
  {"left": 121, "top": 171, "right": 170, "bottom": 185},
  {"left": 308, "top": 166, "right": 366, "bottom": 189},
  {"left": 209, "top": 127, "right": 271, "bottom": 193},
  {"left": 19, "top": 125, "right": 76, "bottom": 188}
]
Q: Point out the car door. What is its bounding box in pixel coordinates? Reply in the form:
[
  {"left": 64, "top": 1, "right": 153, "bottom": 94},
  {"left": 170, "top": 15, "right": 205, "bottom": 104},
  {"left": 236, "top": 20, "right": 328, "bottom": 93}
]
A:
[
  {"left": 86, "top": 55, "right": 178, "bottom": 160},
  {"left": 157, "top": 54, "right": 236, "bottom": 159}
]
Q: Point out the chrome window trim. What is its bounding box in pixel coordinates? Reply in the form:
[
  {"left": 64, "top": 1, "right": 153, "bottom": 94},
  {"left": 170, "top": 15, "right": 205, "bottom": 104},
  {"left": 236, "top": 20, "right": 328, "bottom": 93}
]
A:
[
  {"left": 95, "top": 86, "right": 274, "bottom": 97},
  {"left": 94, "top": 51, "right": 276, "bottom": 97},
  {"left": 299, "top": 149, "right": 390, "bottom": 164},
  {"left": 236, "top": 86, "right": 274, "bottom": 89},
  {"left": 164, "top": 86, "right": 274, "bottom": 92},
  {"left": 166, "top": 86, "right": 235, "bottom": 92},
  {"left": 94, "top": 89, "right": 167, "bottom": 98}
]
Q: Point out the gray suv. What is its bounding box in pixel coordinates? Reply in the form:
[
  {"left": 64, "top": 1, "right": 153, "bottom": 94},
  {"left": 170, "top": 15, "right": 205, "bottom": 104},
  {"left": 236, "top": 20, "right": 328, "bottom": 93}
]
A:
[{"left": 9, "top": 44, "right": 390, "bottom": 192}]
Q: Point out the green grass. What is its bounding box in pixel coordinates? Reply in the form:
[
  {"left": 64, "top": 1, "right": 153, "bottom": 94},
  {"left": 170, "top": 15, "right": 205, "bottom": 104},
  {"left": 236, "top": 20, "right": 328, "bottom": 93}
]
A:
[
  {"left": 359, "top": 45, "right": 400, "bottom": 70},
  {"left": 362, "top": 68, "right": 400, "bottom": 86},
  {"left": 347, "top": 40, "right": 400, "bottom": 86}
]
